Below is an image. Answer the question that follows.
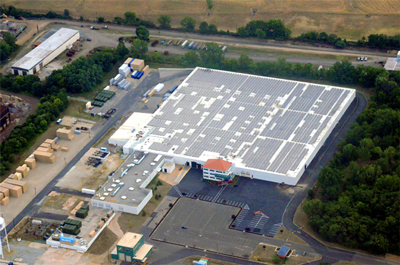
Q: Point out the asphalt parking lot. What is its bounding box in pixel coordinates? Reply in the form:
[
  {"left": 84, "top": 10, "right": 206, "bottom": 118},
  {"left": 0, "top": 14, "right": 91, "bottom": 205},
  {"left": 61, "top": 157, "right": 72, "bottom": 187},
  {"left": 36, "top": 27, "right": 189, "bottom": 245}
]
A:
[{"left": 169, "top": 169, "right": 294, "bottom": 236}]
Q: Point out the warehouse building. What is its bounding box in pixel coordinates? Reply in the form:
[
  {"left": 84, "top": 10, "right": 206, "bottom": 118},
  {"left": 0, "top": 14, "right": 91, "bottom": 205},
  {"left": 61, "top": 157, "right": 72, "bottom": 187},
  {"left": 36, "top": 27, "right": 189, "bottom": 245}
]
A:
[
  {"left": 114, "top": 68, "right": 355, "bottom": 185},
  {"left": 11, "top": 28, "right": 79, "bottom": 76}
]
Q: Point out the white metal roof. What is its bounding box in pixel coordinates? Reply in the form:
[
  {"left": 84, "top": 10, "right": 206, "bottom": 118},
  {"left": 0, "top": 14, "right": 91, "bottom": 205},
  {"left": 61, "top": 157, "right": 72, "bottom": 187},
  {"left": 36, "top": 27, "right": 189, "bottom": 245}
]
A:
[
  {"left": 384, "top": 58, "right": 400, "bottom": 71},
  {"left": 109, "top": 112, "right": 153, "bottom": 143},
  {"left": 134, "top": 67, "right": 356, "bottom": 179},
  {"left": 12, "top": 28, "right": 79, "bottom": 70}
]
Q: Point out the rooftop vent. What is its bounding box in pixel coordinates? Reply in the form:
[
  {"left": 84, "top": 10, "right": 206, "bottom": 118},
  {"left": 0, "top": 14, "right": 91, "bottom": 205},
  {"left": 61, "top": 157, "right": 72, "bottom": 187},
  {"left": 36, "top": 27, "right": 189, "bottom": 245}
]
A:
[
  {"left": 100, "top": 197, "right": 105, "bottom": 201},
  {"left": 111, "top": 184, "right": 117, "bottom": 188},
  {"left": 121, "top": 196, "right": 127, "bottom": 200},
  {"left": 107, "top": 188, "right": 113, "bottom": 192},
  {"left": 103, "top": 192, "right": 109, "bottom": 196},
  {"left": 129, "top": 187, "right": 134, "bottom": 191}
]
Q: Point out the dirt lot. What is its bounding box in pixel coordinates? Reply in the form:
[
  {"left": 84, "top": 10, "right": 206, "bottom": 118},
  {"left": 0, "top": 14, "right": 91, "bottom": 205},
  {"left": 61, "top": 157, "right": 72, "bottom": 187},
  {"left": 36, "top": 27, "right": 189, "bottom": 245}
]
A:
[
  {"left": 3, "top": 0, "right": 400, "bottom": 39},
  {"left": 40, "top": 192, "right": 89, "bottom": 216},
  {"left": 56, "top": 147, "right": 123, "bottom": 191},
  {"left": 86, "top": 227, "right": 118, "bottom": 255}
]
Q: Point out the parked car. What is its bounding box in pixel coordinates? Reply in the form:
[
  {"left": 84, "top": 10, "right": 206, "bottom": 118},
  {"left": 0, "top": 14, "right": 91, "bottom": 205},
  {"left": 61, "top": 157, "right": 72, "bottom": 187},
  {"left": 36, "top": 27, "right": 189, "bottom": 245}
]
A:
[
  {"left": 87, "top": 38, "right": 92, "bottom": 41},
  {"left": 365, "top": 57, "right": 368, "bottom": 61},
  {"left": 357, "top": 57, "right": 360, "bottom": 61}
]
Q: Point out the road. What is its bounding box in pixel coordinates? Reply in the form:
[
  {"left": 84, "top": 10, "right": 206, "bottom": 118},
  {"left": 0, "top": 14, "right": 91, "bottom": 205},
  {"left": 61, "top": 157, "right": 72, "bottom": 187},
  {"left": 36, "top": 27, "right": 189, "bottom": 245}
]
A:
[{"left": 3, "top": 18, "right": 392, "bottom": 77}]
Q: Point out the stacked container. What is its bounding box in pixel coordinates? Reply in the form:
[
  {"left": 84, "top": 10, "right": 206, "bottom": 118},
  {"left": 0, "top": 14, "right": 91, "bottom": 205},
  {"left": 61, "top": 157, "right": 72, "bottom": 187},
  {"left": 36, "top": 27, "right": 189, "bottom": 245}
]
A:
[
  {"left": 117, "top": 79, "right": 127, "bottom": 89},
  {"left": 154, "top": 83, "right": 164, "bottom": 92},
  {"left": 119, "top": 64, "right": 131, "bottom": 77}
]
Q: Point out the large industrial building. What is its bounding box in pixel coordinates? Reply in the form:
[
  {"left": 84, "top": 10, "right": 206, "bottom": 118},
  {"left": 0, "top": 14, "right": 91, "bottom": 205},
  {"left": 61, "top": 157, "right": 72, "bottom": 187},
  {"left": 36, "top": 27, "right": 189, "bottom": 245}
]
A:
[
  {"left": 113, "top": 67, "right": 355, "bottom": 185},
  {"left": 11, "top": 28, "right": 79, "bottom": 76}
]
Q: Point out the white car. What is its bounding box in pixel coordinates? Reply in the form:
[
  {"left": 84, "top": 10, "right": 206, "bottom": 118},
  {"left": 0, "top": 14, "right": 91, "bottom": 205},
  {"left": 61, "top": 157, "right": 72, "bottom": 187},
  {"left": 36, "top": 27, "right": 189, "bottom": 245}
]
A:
[{"left": 365, "top": 57, "right": 368, "bottom": 61}]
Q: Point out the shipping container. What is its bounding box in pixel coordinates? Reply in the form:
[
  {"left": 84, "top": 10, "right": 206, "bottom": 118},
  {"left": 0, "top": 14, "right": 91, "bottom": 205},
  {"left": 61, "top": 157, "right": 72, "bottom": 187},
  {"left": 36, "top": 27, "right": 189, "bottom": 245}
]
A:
[
  {"left": 193, "top": 43, "right": 199, "bottom": 49},
  {"left": 181, "top": 40, "right": 188, "bottom": 48},
  {"left": 166, "top": 40, "right": 172, "bottom": 46},
  {"left": 143, "top": 90, "right": 151, "bottom": 98},
  {"left": 188, "top": 41, "right": 195, "bottom": 49},
  {"left": 154, "top": 83, "right": 164, "bottom": 92},
  {"left": 169, "top": 85, "right": 178, "bottom": 93}
]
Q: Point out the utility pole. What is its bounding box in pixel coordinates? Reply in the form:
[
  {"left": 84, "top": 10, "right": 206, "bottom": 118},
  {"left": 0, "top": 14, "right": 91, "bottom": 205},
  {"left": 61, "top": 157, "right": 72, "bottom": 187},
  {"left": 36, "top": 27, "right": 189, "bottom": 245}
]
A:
[{"left": 64, "top": 157, "right": 67, "bottom": 165}]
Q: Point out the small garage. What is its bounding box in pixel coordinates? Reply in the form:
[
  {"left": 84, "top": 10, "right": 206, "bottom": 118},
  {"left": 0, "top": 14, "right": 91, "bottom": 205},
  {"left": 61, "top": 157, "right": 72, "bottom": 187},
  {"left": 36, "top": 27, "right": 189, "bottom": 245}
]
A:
[{"left": 162, "top": 161, "right": 175, "bottom": 173}]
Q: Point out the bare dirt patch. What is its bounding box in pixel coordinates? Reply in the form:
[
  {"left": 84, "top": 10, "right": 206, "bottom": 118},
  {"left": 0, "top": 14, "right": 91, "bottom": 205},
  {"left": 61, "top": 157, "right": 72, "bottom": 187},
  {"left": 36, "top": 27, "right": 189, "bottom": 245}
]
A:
[
  {"left": 56, "top": 147, "right": 124, "bottom": 191},
  {"left": 86, "top": 227, "right": 118, "bottom": 255}
]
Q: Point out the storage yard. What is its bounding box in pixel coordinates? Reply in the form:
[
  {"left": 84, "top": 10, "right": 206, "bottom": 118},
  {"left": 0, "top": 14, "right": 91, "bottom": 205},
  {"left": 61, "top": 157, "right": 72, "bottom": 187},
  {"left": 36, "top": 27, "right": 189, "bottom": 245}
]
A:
[{"left": 55, "top": 147, "right": 123, "bottom": 192}]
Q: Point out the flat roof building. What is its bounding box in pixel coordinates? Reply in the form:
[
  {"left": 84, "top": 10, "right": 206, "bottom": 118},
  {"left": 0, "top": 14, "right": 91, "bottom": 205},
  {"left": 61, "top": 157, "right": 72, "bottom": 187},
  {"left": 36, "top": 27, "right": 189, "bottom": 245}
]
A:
[
  {"left": 384, "top": 51, "right": 400, "bottom": 71},
  {"left": 130, "top": 67, "right": 355, "bottom": 185},
  {"left": 111, "top": 232, "right": 152, "bottom": 263},
  {"left": 11, "top": 28, "right": 79, "bottom": 76}
]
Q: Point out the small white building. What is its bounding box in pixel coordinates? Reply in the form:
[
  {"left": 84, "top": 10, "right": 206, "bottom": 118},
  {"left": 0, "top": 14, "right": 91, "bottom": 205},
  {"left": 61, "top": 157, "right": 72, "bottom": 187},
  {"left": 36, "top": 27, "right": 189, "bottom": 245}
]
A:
[
  {"left": 203, "top": 159, "right": 233, "bottom": 181},
  {"left": 11, "top": 28, "right": 79, "bottom": 76},
  {"left": 384, "top": 51, "right": 400, "bottom": 71},
  {"left": 162, "top": 161, "right": 175, "bottom": 173}
]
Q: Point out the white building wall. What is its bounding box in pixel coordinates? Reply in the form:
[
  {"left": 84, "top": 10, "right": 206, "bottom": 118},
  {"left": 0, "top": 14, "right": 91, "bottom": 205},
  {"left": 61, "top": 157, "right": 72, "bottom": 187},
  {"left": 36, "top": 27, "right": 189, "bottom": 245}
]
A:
[{"left": 42, "top": 32, "right": 79, "bottom": 66}]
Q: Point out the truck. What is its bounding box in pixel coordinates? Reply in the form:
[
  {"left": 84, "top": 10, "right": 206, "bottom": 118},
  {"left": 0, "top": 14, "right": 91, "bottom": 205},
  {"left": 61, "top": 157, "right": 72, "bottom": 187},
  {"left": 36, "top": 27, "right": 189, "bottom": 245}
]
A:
[
  {"left": 181, "top": 40, "right": 188, "bottom": 48},
  {"left": 102, "top": 25, "right": 108, "bottom": 29},
  {"left": 90, "top": 26, "right": 99, "bottom": 30},
  {"left": 222, "top": 46, "right": 227, "bottom": 52}
]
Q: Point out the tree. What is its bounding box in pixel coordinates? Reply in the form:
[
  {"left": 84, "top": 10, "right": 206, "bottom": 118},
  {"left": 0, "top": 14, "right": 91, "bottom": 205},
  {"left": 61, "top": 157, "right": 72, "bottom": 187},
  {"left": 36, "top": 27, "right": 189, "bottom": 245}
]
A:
[
  {"left": 117, "top": 41, "right": 129, "bottom": 58},
  {"left": 184, "top": 50, "right": 199, "bottom": 66},
  {"left": 206, "top": 0, "right": 213, "bottom": 9},
  {"left": 114, "top": 17, "right": 123, "bottom": 25},
  {"left": 199, "top": 21, "right": 209, "bottom": 34},
  {"left": 0, "top": 41, "right": 11, "bottom": 61},
  {"left": 136, "top": 26, "right": 149, "bottom": 40},
  {"left": 180, "top": 16, "right": 196, "bottom": 32},
  {"left": 256, "top": 29, "right": 266, "bottom": 39},
  {"left": 199, "top": 42, "right": 224, "bottom": 68},
  {"left": 80, "top": 16, "right": 84, "bottom": 21},
  {"left": 157, "top": 15, "right": 171, "bottom": 29},
  {"left": 335, "top": 40, "right": 346, "bottom": 49},
  {"left": 238, "top": 54, "right": 253, "bottom": 70},
  {"left": 208, "top": 24, "right": 218, "bottom": 34},
  {"left": 3, "top": 32, "right": 16, "bottom": 47},
  {"left": 97, "top": 17, "right": 105, "bottom": 23},
  {"left": 124, "top": 12, "right": 138, "bottom": 25},
  {"left": 64, "top": 9, "right": 70, "bottom": 17},
  {"left": 130, "top": 39, "right": 148, "bottom": 59}
]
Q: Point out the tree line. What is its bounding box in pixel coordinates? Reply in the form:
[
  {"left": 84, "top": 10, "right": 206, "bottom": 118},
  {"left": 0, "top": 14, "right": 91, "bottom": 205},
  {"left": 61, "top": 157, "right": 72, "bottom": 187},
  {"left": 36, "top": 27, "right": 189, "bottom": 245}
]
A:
[
  {"left": 304, "top": 71, "right": 400, "bottom": 255},
  {"left": 296, "top": 31, "right": 400, "bottom": 50},
  {"left": 2, "top": 5, "right": 399, "bottom": 50},
  {"left": 0, "top": 45, "right": 127, "bottom": 176}
]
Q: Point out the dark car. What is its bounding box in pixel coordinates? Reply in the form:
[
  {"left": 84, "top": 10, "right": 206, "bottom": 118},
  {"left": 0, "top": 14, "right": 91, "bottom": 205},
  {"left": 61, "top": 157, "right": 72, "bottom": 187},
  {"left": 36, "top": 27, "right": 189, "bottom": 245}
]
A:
[{"left": 87, "top": 38, "right": 92, "bottom": 41}]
